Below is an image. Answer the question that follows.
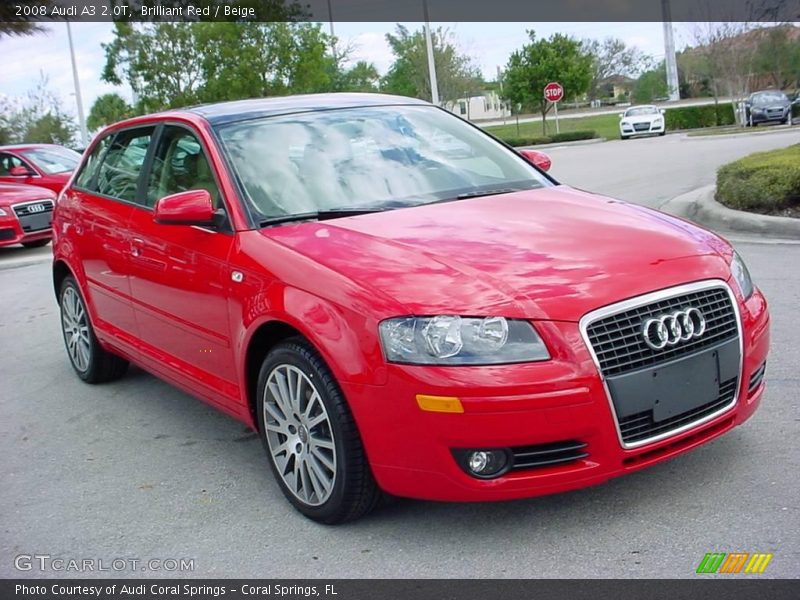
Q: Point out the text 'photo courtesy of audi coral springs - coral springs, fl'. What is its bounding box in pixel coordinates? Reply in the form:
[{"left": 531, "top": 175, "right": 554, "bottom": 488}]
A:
[{"left": 51, "top": 93, "right": 770, "bottom": 524}]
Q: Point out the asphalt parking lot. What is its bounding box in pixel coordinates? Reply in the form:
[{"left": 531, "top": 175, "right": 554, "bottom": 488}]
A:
[{"left": 1, "top": 131, "right": 799, "bottom": 579}]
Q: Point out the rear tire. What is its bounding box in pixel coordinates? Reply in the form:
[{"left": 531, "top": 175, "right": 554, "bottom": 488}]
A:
[
  {"left": 256, "top": 338, "right": 381, "bottom": 524},
  {"left": 59, "top": 276, "right": 128, "bottom": 383},
  {"left": 22, "top": 239, "right": 50, "bottom": 248}
]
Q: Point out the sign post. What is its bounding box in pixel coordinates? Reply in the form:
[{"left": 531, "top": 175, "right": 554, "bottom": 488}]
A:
[{"left": 544, "top": 82, "right": 564, "bottom": 134}]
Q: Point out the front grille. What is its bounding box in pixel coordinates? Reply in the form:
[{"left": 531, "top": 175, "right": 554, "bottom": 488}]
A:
[
  {"left": 12, "top": 199, "right": 54, "bottom": 217},
  {"left": 586, "top": 286, "right": 738, "bottom": 377},
  {"left": 510, "top": 440, "right": 588, "bottom": 471},
  {"left": 748, "top": 361, "right": 767, "bottom": 394},
  {"left": 12, "top": 200, "right": 54, "bottom": 233},
  {"left": 634, "top": 123, "right": 650, "bottom": 131},
  {"left": 618, "top": 377, "right": 737, "bottom": 444}
]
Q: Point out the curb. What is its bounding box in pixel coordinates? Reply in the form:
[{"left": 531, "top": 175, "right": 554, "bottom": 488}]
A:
[
  {"left": 683, "top": 123, "right": 798, "bottom": 141},
  {"left": 660, "top": 185, "right": 800, "bottom": 239},
  {"left": 517, "top": 137, "right": 607, "bottom": 151}
]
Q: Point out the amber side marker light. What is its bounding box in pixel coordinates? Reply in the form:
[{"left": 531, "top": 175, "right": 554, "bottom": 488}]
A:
[{"left": 416, "top": 394, "right": 464, "bottom": 413}]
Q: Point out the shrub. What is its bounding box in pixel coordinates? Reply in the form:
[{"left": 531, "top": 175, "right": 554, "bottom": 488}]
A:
[
  {"left": 665, "top": 104, "right": 736, "bottom": 130},
  {"left": 549, "top": 130, "right": 597, "bottom": 143},
  {"left": 499, "top": 130, "right": 597, "bottom": 147},
  {"left": 716, "top": 144, "right": 800, "bottom": 212}
]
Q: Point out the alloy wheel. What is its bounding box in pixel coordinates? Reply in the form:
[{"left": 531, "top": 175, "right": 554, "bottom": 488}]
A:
[
  {"left": 263, "top": 364, "right": 337, "bottom": 506},
  {"left": 61, "top": 286, "right": 91, "bottom": 372}
]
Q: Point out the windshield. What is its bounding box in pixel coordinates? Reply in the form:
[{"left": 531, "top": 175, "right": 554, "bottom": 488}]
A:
[
  {"left": 20, "top": 147, "right": 80, "bottom": 174},
  {"left": 751, "top": 92, "right": 788, "bottom": 106},
  {"left": 216, "top": 105, "right": 552, "bottom": 222},
  {"left": 624, "top": 106, "right": 659, "bottom": 117}
]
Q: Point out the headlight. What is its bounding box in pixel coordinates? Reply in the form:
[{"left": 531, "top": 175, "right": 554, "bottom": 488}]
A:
[
  {"left": 730, "top": 251, "right": 754, "bottom": 300},
  {"left": 379, "top": 316, "right": 550, "bottom": 365},
  {"left": 621, "top": 121, "right": 630, "bottom": 127},
  {"left": 0, "top": 207, "right": 7, "bottom": 216},
  {"left": 653, "top": 118, "right": 663, "bottom": 125}
]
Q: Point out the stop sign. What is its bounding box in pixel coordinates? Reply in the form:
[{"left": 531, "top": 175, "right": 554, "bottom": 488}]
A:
[{"left": 544, "top": 82, "right": 564, "bottom": 103}]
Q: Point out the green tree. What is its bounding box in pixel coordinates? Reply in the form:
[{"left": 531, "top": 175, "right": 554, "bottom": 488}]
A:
[
  {"left": 752, "top": 25, "right": 800, "bottom": 91},
  {"left": 381, "top": 25, "right": 483, "bottom": 104},
  {"left": 633, "top": 63, "right": 670, "bottom": 103},
  {"left": 23, "top": 113, "right": 76, "bottom": 145},
  {"left": 0, "top": 1, "right": 49, "bottom": 38},
  {"left": 87, "top": 93, "right": 133, "bottom": 131},
  {"left": 503, "top": 31, "right": 593, "bottom": 134},
  {"left": 339, "top": 61, "right": 381, "bottom": 92},
  {"left": 583, "top": 37, "right": 650, "bottom": 100}
]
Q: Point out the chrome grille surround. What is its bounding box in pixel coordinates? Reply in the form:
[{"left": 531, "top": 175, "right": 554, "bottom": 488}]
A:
[{"left": 579, "top": 280, "right": 743, "bottom": 449}]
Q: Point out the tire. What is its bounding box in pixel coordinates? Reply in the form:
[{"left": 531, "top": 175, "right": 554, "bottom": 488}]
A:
[
  {"left": 22, "top": 239, "right": 50, "bottom": 249},
  {"left": 59, "top": 276, "right": 129, "bottom": 383},
  {"left": 620, "top": 135, "right": 629, "bottom": 140},
  {"left": 256, "top": 338, "right": 381, "bottom": 524},
  {"left": 658, "top": 131, "right": 666, "bottom": 136}
]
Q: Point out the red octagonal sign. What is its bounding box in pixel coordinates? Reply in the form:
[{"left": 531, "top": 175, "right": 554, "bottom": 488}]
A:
[{"left": 544, "top": 82, "right": 564, "bottom": 103}]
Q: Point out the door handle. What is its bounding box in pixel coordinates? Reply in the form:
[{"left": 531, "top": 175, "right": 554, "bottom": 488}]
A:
[{"left": 131, "top": 237, "right": 144, "bottom": 257}]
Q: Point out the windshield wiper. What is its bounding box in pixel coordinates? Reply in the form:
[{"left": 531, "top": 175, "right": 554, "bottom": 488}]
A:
[
  {"left": 455, "top": 187, "right": 524, "bottom": 200},
  {"left": 259, "top": 207, "right": 388, "bottom": 228}
]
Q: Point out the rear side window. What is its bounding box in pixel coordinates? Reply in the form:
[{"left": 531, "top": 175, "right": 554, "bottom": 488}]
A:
[
  {"left": 94, "top": 128, "right": 154, "bottom": 203},
  {"left": 74, "top": 135, "right": 113, "bottom": 189}
]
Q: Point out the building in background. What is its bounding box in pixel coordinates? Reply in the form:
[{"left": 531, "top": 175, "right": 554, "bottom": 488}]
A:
[{"left": 444, "top": 90, "right": 510, "bottom": 121}]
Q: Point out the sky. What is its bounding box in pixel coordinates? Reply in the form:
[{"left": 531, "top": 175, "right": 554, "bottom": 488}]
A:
[{"left": 0, "top": 21, "right": 691, "bottom": 121}]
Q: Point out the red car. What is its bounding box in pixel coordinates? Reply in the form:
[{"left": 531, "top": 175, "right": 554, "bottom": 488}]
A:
[
  {"left": 0, "top": 144, "right": 81, "bottom": 195},
  {"left": 51, "top": 94, "right": 770, "bottom": 524},
  {"left": 0, "top": 183, "right": 56, "bottom": 248}
]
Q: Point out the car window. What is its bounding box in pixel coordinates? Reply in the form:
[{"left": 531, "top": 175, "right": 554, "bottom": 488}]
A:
[
  {"left": 94, "top": 128, "right": 154, "bottom": 203},
  {"left": 625, "top": 107, "right": 658, "bottom": 117},
  {"left": 217, "top": 105, "right": 551, "bottom": 220},
  {"left": 751, "top": 92, "right": 788, "bottom": 105},
  {"left": 145, "top": 126, "right": 222, "bottom": 208},
  {"left": 20, "top": 147, "right": 80, "bottom": 174},
  {"left": 0, "top": 153, "right": 29, "bottom": 176},
  {"left": 74, "top": 135, "right": 113, "bottom": 190}
]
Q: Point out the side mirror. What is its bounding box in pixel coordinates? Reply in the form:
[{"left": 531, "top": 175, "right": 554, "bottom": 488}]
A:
[
  {"left": 154, "top": 189, "right": 216, "bottom": 226},
  {"left": 660, "top": 109, "right": 666, "bottom": 114},
  {"left": 618, "top": 113, "right": 624, "bottom": 118},
  {"left": 518, "top": 148, "right": 552, "bottom": 172},
  {"left": 9, "top": 166, "right": 32, "bottom": 177}
]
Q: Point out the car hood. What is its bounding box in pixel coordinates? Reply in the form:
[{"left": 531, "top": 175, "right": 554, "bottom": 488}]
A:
[
  {"left": 0, "top": 183, "right": 56, "bottom": 207},
  {"left": 263, "top": 185, "right": 733, "bottom": 322}
]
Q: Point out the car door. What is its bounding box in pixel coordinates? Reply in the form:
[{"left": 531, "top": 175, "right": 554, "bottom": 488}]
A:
[
  {"left": 0, "top": 152, "right": 39, "bottom": 188},
  {"left": 65, "top": 127, "right": 156, "bottom": 343},
  {"left": 126, "top": 123, "right": 238, "bottom": 406}
]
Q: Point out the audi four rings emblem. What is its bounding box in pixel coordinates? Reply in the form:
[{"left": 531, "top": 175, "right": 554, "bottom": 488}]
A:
[{"left": 642, "top": 308, "right": 707, "bottom": 350}]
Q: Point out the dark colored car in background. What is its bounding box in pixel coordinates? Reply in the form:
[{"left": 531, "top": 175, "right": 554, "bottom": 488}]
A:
[
  {"left": 0, "top": 183, "right": 56, "bottom": 248},
  {"left": 0, "top": 144, "right": 81, "bottom": 194},
  {"left": 744, "top": 91, "right": 792, "bottom": 126}
]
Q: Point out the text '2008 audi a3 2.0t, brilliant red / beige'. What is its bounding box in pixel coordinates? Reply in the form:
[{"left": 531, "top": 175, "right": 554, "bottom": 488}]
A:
[{"left": 51, "top": 94, "right": 770, "bottom": 523}]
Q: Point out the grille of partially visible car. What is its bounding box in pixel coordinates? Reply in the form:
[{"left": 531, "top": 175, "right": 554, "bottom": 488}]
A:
[{"left": 11, "top": 199, "right": 54, "bottom": 232}]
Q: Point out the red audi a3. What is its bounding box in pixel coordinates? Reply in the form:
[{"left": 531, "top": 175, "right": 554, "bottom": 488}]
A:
[
  {"left": 0, "top": 144, "right": 81, "bottom": 195},
  {"left": 52, "top": 94, "right": 770, "bottom": 523}
]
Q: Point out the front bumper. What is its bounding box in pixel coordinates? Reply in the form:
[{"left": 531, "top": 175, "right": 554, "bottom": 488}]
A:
[
  {"left": 0, "top": 215, "right": 52, "bottom": 248},
  {"left": 620, "top": 121, "right": 665, "bottom": 136},
  {"left": 346, "top": 284, "right": 769, "bottom": 502}
]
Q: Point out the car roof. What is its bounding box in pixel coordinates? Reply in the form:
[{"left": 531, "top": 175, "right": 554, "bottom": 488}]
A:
[
  {"left": 179, "top": 92, "right": 430, "bottom": 126},
  {"left": 0, "top": 143, "right": 65, "bottom": 152}
]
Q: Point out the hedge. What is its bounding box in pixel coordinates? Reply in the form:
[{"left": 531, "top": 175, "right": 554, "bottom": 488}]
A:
[
  {"left": 500, "top": 130, "right": 597, "bottom": 147},
  {"left": 665, "top": 104, "right": 736, "bottom": 131},
  {"left": 716, "top": 144, "right": 800, "bottom": 212}
]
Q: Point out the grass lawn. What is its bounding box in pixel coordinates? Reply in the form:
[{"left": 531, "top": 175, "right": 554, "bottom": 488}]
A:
[{"left": 482, "top": 113, "right": 621, "bottom": 141}]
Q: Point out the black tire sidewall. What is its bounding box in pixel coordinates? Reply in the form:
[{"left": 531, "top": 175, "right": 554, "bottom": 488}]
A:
[{"left": 256, "top": 341, "right": 354, "bottom": 522}]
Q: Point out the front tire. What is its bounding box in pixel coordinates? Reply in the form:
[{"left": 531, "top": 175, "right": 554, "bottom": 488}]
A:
[
  {"left": 256, "top": 338, "right": 381, "bottom": 524},
  {"left": 59, "top": 276, "right": 128, "bottom": 383},
  {"left": 22, "top": 239, "right": 50, "bottom": 249}
]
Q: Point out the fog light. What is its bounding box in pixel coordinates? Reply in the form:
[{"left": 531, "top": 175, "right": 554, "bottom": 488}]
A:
[{"left": 466, "top": 449, "right": 508, "bottom": 478}]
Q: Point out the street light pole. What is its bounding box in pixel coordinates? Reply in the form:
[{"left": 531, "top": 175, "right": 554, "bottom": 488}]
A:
[
  {"left": 66, "top": 22, "right": 89, "bottom": 146},
  {"left": 661, "top": 0, "right": 680, "bottom": 102},
  {"left": 422, "top": 0, "right": 440, "bottom": 105}
]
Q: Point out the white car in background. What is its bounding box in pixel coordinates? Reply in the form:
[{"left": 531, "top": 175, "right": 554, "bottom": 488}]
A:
[{"left": 619, "top": 105, "right": 666, "bottom": 139}]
